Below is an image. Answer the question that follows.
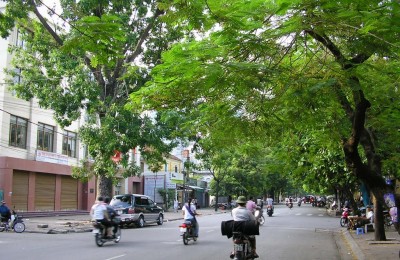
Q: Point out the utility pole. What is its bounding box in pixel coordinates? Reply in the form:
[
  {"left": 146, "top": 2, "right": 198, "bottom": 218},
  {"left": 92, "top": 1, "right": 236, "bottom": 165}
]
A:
[{"left": 182, "top": 149, "right": 190, "bottom": 205}]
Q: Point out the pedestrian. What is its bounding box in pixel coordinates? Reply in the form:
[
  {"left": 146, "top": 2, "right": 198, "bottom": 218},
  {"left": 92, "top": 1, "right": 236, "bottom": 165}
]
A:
[
  {"left": 174, "top": 199, "right": 179, "bottom": 213},
  {"left": 389, "top": 206, "right": 398, "bottom": 231}
]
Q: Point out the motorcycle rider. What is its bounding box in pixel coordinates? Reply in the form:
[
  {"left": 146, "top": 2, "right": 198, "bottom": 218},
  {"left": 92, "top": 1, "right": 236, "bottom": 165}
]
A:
[
  {"left": 90, "top": 196, "right": 111, "bottom": 237},
  {"left": 104, "top": 197, "right": 119, "bottom": 238},
  {"left": 0, "top": 201, "right": 11, "bottom": 222},
  {"left": 246, "top": 196, "right": 257, "bottom": 214},
  {"left": 182, "top": 197, "right": 199, "bottom": 237},
  {"left": 288, "top": 196, "right": 293, "bottom": 208},
  {"left": 231, "top": 196, "right": 259, "bottom": 259}
]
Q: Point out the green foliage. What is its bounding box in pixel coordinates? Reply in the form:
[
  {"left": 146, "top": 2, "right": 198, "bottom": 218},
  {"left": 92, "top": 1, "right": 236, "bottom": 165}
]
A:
[
  {"left": 132, "top": 0, "right": 400, "bottom": 199},
  {"left": 157, "top": 188, "right": 175, "bottom": 211},
  {"left": 0, "top": 0, "right": 186, "bottom": 196}
]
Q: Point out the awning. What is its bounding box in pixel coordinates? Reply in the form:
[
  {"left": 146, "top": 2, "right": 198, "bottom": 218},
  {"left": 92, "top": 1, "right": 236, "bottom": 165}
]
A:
[
  {"left": 176, "top": 184, "right": 205, "bottom": 191},
  {"left": 188, "top": 185, "right": 204, "bottom": 191}
]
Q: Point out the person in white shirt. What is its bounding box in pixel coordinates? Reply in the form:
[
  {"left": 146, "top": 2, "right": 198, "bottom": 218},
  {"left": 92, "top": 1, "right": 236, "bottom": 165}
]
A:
[
  {"left": 182, "top": 198, "right": 199, "bottom": 237},
  {"left": 90, "top": 196, "right": 111, "bottom": 235}
]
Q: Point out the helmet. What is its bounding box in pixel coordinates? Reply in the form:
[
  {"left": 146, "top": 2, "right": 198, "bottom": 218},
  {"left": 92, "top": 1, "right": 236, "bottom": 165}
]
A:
[{"left": 236, "top": 196, "right": 247, "bottom": 204}]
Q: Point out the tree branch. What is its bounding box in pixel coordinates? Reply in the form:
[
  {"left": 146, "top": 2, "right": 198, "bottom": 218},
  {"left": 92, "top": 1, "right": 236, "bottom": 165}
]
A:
[
  {"left": 125, "top": 8, "right": 164, "bottom": 64},
  {"left": 30, "top": 0, "right": 63, "bottom": 46}
]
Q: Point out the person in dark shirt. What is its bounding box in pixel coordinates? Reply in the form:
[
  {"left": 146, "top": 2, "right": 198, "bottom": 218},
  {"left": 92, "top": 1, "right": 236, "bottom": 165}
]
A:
[
  {"left": 104, "top": 197, "right": 119, "bottom": 237},
  {"left": 0, "top": 201, "right": 11, "bottom": 222}
]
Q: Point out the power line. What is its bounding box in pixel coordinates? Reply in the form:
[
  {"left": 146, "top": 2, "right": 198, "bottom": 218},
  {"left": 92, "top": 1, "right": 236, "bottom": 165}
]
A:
[{"left": 0, "top": 107, "right": 84, "bottom": 141}]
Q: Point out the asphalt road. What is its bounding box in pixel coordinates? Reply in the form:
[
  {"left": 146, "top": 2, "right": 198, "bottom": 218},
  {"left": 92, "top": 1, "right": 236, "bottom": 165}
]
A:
[{"left": 0, "top": 204, "right": 346, "bottom": 260}]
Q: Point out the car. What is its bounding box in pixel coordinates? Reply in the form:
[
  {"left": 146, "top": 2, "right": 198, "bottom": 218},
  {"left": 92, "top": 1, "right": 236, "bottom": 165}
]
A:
[
  {"left": 302, "top": 195, "right": 315, "bottom": 204},
  {"left": 110, "top": 194, "right": 164, "bottom": 228}
]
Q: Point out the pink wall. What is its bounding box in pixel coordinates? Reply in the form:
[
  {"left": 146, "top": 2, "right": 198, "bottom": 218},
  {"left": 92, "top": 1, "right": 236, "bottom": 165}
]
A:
[{"left": 0, "top": 156, "right": 96, "bottom": 211}]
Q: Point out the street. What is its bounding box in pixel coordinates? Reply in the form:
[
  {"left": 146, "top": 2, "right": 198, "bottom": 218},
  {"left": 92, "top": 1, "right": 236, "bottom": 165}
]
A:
[{"left": 0, "top": 204, "right": 345, "bottom": 260}]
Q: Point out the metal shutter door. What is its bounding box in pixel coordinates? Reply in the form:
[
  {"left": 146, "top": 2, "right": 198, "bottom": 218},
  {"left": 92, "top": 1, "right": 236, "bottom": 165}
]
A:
[
  {"left": 35, "top": 173, "right": 55, "bottom": 210},
  {"left": 12, "top": 170, "right": 29, "bottom": 211},
  {"left": 61, "top": 175, "right": 78, "bottom": 210}
]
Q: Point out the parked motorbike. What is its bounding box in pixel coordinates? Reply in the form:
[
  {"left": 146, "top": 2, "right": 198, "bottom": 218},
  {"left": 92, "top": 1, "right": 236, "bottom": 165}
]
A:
[
  {"left": 266, "top": 204, "right": 274, "bottom": 217},
  {"left": 316, "top": 200, "right": 326, "bottom": 208},
  {"left": 340, "top": 208, "right": 349, "bottom": 227},
  {"left": 383, "top": 210, "right": 392, "bottom": 228},
  {"left": 179, "top": 220, "right": 197, "bottom": 245},
  {"left": 0, "top": 210, "right": 25, "bottom": 233},
  {"left": 330, "top": 201, "right": 338, "bottom": 211},
  {"left": 92, "top": 219, "right": 121, "bottom": 247},
  {"left": 255, "top": 207, "right": 265, "bottom": 225}
]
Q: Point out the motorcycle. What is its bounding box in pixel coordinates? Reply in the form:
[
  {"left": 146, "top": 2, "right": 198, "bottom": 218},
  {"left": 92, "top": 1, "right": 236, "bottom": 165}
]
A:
[
  {"left": 288, "top": 202, "right": 293, "bottom": 209},
  {"left": 255, "top": 207, "right": 265, "bottom": 225},
  {"left": 330, "top": 201, "right": 338, "bottom": 211},
  {"left": 266, "top": 204, "right": 274, "bottom": 217},
  {"left": 231, "top": 231, "right": 255, "bottom": 260},
  {"left": 298, "top": 200, "right": 302, "bottom": 207},
  {"left": 92, "top": 218, "right": 121, "bottom": 247},
  {"left": 0, "top": 210, "right": 25, "bottom": 233},
  {"left": 179, "top": 220, "right": 197, "bottom": 245},
  {"left": 383, "top": 210, "right": 392, "bottom": 228},
  {"left": 340, "top": 208, "right": 349, "bottom": 227}
]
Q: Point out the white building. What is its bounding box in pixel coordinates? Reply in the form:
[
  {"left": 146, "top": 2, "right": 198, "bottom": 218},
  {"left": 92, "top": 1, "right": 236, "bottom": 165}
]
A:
[{"left": 0, "top": 3, "right": 95, "bottom": 212}]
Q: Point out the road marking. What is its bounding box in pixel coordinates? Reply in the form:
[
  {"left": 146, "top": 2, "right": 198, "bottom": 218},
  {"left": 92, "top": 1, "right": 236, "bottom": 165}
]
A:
[{"left": 105, "top": 255, "right": 126, "bottom": 260}]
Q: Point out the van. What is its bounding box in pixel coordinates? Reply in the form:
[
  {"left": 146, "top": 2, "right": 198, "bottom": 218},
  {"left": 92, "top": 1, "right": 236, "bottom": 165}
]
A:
[{"left": 110, "top": 194, "right": 164, "bottom": 228}]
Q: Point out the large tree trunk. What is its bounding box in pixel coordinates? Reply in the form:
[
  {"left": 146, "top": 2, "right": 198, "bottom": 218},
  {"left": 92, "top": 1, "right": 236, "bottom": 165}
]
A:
[
  {"left": 306, "top": 30, "right": 390, "bottom": 241},
  {"left": 341, "top": 88, "right": 388, "bottom": 241},
  {"left": 98, "top": 174, "right": 113, "bottom": 199},
  {"left": 214, "top": 179, "right": 220, "bottom": 212}
]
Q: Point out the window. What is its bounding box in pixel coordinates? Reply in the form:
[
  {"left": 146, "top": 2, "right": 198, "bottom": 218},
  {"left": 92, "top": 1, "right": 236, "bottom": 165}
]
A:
[
  {"left": 15, "top": 29, "right": 25, "bottom": 48},
  {"left": 83, "top": 145, "right": 94, "bottom": 160},
  {"left": 9, "top": 115, "right": 28, "bottom": 149},
  {"left": 37, "top": 123, "right": 54, "bottom": 152},
  {"left": 13, "top": 67, "right": 22, "bottom": 84},
  {"left": 141, "top": 198, "right": 150, "bottom": 206},
  {"left": 62, "top": 130, "right": 77, "bottom": 158}
]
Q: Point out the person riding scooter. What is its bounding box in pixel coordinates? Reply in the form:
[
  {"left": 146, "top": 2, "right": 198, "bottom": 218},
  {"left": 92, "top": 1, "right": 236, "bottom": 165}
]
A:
[
  {"left": 182, "top": 198, "right": 199, "bottom": 237},
  {"left": 104, "top": 197, "right": 119, "bottom": 238},
  {"left": 231, "top": 196, "right": 259, "bottom": 258},
  {"left": 0, "top": 201, "right": 11, "bottom": 223}
]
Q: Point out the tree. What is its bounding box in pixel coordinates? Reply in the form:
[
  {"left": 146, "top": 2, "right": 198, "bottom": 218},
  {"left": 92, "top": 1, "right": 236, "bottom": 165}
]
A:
[
  {"left": 0, "top": 0, "right": 183, "bottom": 197},
  {"left": 130, "top": 0, "right": 400, "bottom": 240}
]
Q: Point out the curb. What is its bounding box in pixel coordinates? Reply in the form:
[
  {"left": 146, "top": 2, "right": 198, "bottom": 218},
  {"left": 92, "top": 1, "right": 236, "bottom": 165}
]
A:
[
  {"left": 23, "top": 209, "right": 225, "bottom": 234},
  {"left": 342, "top": 230, "right": 366, "bottom": 260}
]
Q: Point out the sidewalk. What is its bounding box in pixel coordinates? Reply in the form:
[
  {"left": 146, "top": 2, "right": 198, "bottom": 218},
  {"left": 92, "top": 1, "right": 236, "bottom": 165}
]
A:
[
  {"left": 21, "top": 207, "right": 221, "bottom": 234},
  {"left": 326, "top": 208, "right": 400, "bottom": 260},
  {"left": 342, "top": 227, "right": 400, "bottom": 259},
  {"left": 15, "top": 208, "right": 400, "bottom": 259}
]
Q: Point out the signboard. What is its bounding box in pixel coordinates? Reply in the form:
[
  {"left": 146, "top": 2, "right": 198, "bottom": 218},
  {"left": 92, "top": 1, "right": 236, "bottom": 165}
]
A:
[
  {"left": 35, "top": 150, "right": 68, "bottom": 165},
  {"left": 144, "top": 175, "right": 165, "bottom": 203},
  {"left": 166, "top": 175, "right": 176, "bottom": 189}
]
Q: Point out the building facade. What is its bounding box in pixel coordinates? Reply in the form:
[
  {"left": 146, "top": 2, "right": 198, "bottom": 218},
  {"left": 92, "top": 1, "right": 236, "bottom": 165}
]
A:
[{"left": 0, "top": 11, "right": 96, "bottom": 212}]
